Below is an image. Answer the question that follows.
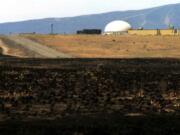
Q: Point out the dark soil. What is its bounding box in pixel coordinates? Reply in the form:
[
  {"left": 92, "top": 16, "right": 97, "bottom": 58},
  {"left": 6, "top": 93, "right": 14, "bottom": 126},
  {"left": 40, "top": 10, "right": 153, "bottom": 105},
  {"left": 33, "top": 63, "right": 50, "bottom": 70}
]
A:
[{"left": 0, "top": 58, "right": 180, "bottom": 135}]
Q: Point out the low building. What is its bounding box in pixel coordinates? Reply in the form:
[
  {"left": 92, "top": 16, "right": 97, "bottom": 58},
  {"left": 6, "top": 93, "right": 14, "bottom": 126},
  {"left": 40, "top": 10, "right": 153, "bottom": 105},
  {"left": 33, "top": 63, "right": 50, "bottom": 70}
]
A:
[
  {"left": 128, "top": 29, "right": 177, "bottom": 36},
  {"left": 128, "top": 29, "right": 158, "bottom": 36},
  {"left": 77, "top": 29, "right": 102, "bottom": 34}
]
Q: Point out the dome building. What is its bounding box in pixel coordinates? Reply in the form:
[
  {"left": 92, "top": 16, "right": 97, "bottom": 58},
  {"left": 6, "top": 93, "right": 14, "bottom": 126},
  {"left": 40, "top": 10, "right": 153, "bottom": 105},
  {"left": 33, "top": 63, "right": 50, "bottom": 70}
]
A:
[{"left": 104, "top": 20, "right": 132, "bottom": 35}]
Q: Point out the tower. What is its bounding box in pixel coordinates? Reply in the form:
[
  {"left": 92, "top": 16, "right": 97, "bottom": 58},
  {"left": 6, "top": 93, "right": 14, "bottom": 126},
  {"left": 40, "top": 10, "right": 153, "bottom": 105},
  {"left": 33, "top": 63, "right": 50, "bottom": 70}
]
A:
[{"left": 51, "top": 24, "right": 54, "bottom": 34}]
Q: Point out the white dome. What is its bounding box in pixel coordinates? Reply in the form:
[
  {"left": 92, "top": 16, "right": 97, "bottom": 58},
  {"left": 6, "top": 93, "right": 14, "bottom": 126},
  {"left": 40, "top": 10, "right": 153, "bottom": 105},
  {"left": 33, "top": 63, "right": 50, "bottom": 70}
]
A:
[{"left": 104, "top": 20, "right": 131, "bottom": 33}]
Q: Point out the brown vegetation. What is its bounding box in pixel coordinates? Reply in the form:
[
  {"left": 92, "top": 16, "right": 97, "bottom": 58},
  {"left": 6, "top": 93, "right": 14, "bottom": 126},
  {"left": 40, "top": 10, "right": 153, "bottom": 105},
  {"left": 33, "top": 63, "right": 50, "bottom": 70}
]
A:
[{"left": 25, "top": 34, "right": 180, "bottom": 58}]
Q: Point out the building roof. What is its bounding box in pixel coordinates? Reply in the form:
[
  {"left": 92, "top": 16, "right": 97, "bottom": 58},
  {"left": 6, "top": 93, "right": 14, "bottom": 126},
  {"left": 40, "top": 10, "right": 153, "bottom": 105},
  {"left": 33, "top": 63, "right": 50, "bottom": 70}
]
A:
[{"left": 104, "top": 20, "right": 131, "bottom": 33}]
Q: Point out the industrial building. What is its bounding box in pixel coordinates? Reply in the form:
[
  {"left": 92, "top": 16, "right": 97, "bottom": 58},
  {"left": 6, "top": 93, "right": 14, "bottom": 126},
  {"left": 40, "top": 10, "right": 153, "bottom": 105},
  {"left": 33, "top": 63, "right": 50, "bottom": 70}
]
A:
[
  {"left": 128, "top": 29, "right": 179, "bottom": 36},
  {"left": 77, "top": 29, "right": 102, "bottom": 34},
  {"left": 76, "top": 20, "right": 180, "bottom": 36},
  {"left": 104, "top": 20, "right": 132, "bottom": 35},
  {"left": 103, "top": 20, "right": 180, "bottom": 36}
]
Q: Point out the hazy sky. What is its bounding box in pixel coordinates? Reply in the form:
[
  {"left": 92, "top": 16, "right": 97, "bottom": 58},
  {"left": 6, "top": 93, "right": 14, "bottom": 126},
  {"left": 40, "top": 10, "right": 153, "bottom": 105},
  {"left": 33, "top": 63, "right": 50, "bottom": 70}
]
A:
[{"left": 0, "top": 0, "right": 180, "bottom": 23}]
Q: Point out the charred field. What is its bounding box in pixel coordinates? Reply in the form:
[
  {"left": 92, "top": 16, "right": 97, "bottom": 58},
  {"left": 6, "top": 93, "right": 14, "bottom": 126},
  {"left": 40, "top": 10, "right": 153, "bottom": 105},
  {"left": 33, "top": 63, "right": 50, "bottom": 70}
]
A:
[{"left": 0, "top": 57, "right": 180, "bottom": 135}]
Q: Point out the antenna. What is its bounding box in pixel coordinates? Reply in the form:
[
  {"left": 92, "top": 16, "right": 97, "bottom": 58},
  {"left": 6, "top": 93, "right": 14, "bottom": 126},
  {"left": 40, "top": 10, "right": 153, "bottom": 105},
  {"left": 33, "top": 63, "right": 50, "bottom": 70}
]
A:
[{"left": 51, "top": 24, "right": 54, "bottom": 34}]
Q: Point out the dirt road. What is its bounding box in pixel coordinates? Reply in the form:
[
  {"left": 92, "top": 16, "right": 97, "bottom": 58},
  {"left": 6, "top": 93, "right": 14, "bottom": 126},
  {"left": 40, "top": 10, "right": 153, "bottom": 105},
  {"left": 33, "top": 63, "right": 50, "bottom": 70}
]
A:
[
  {"left": 0, "top": 40, "right": 8, "bottom": 55},
  {"left": 6, "top": 35, "right": 72, "bottom": 58}
]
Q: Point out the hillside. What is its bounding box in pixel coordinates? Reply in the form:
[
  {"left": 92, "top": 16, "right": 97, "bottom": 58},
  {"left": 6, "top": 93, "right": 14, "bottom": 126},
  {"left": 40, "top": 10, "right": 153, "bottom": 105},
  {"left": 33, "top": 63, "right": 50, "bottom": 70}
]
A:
[{"left": 0, "top": 3, "right": 180, "bottom": 34}]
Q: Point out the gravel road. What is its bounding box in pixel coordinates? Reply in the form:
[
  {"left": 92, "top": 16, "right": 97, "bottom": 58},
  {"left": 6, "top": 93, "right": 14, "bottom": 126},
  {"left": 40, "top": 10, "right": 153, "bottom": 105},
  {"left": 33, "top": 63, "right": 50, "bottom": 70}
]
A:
[{"left": 7, "top": 35, "right": 72, "bottom": 58}]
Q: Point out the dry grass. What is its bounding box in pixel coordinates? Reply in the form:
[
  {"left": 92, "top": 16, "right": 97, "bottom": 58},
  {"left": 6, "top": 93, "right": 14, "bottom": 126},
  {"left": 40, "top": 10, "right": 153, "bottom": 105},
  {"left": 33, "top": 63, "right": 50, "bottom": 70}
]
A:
[{"left": 18, "top": 34, "right": 180, "bottom": 58}]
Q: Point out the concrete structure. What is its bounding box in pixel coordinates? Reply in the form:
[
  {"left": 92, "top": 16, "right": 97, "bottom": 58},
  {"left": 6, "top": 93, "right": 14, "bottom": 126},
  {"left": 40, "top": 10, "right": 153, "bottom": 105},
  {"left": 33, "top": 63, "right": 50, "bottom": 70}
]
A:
[
  {"left": 128, "top": 29, "right": 157, "bottom": 36},
  {"left": 128, "top": 29, "right": 177, "bottom": 36},
  {"left": 104, "top": 20, "right": 131, "bottom": 35}
]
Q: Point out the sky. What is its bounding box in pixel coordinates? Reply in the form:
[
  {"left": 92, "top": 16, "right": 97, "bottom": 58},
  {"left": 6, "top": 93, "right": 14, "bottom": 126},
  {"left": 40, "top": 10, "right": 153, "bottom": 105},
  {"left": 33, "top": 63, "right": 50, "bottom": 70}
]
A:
[{"left": 0, "top": 0, "right": 180, "bottom": 23}]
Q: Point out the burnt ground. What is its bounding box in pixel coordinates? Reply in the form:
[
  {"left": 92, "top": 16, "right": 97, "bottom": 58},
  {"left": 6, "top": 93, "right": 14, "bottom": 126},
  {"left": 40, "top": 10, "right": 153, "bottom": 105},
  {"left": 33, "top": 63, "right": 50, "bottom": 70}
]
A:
[{"left": 0, "top": 58, "right": 180, "bottom": 135}]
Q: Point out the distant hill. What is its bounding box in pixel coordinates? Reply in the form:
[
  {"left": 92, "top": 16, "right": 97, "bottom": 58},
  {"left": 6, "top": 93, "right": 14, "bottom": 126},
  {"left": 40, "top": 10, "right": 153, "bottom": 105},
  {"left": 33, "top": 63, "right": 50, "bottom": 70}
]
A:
[{"left": 1, "top": 3, "right": 180, "bottom": 34}]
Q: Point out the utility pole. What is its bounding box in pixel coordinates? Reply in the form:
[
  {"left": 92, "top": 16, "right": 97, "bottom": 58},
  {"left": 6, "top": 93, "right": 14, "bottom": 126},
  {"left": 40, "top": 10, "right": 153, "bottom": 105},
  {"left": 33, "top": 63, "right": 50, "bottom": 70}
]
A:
[{"left": 51, "top": 24, "right": 54, "bottom": 34}]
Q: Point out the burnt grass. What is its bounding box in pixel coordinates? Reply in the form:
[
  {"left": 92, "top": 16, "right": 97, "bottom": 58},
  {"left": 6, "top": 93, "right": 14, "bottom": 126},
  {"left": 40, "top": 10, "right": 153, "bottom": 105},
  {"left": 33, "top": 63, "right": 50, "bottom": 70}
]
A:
[{"left": 0, "top": 58, "right": 180, "bottom": 135}]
